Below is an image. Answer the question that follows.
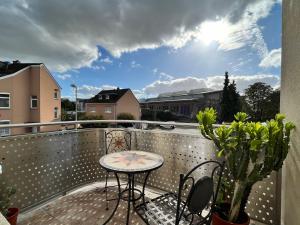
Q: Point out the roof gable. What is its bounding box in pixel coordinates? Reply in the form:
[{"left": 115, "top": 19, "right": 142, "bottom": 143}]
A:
[
  {"left": 88, "top": 88, "right": 130, "bottom": 103},
  {"left": 0, "top": 62, "right": 61, "bottom": 89}
]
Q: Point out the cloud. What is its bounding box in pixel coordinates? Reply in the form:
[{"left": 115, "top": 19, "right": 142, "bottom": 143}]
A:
[
  {"left": 57, "top": 73, "right": 71, "bottom": 80},
  {"left": 143, "top": 77, "right": 207, "bottom": 96},
  {"left": 152, "top": 68, "right": 158, "bottom": 74},
  {"left": 143, "top": 74, "right": 280, "bottom": 96},
  {"left": 0, "top": 0, "right": 279, "bottom": 71},
  {"left": 132, "top": 89, "right": 146, "bottom": 99},
  {"left": 159, "top": 72, "right": 174, "bottom": 81},
  {"left": 131, "top": 61, "right": 141, "bottom": 68},
  {"left": 91, "top": 65, "right": 106, "bottom": 70},
  {"left": 259, "top": 48, "right": 281, "bottom": 68},
  {"left": 100, "top": 57, "right": 113, "bottom": 64},
  {"left": 195, "top": 0, "right": 276, "bottom": 58},
  {"left": 77, "top": 84, "right": 117, "bottom": 98}
]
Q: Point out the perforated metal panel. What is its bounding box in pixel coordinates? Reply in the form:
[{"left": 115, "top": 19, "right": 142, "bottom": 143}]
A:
[
  {"left": 0, "top": 129, "right": 106, "bottom": 211},
  {"left": 131, "top": 129, "right": 280, "bottom": 225},
  {"left": 0, "top": 128, "right": 280, "bottom": 224}
]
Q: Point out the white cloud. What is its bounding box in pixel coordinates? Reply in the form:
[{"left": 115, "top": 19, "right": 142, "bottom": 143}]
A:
[
  {"left": 132, "top": 89, "right": 146, "bottom": 99},
  {"left": 77, "top": 84, "right": 117, "bottom": 98},
  {"left": 143, "top": 77, "right": 207, "bottom": 96},
  {"left": 195, "top": 0, "right": 276, "bottom": 58},
  {"left": 259, "top": 48, "right": 281, "bottom": 68},
  {"left": 91, "top": 65, "right": 106, "bottom": 70},
  {"left": 143, "top": 74, "right": 280, "bottom": 96},
  {"left": 100, "top": 57, "right": 113, "bottom": 64},
  {"left": 57, "top": 73, "right": 71, "bottom": 80},
  {"left": 131, "top": 61, "right": 141, "bottom": 68},
  {"left": 152, "top": 68, "right": 158, "bottom": 74},
  {"left": 0, "top": 0, "right": 279, "bottom": 72},
  {"left": 159, "top": 72, "right": 174, "bottom": 81}
]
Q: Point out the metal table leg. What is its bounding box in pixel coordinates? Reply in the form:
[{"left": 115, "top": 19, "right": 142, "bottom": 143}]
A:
[
  {"left": 142, "top": 171, "right": 151, "bottom": 206},
  {"left": 126, "top": 174, "right": 132, "bottom": 225}
]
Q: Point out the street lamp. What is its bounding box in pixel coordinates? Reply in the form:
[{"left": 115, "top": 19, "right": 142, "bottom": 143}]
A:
[{"left": 71, "top": 84, "right": 78, "bottom": 122}]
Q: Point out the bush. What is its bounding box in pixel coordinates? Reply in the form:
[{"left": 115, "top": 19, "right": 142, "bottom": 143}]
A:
[
  {"left": 141, "top": 109, "right": 155, "bottom": 120},
  {"left": 79, "top": 114, "right": 107, "bottom": 128},
  {"left": 117, "top": 113, "right": 135, "bottom": 120},
  {"left": 117, "top": 113, "right": 135, "bottom": 127},
  {"left": 156, "top": 110, "right": 174, "bottom": 121}
]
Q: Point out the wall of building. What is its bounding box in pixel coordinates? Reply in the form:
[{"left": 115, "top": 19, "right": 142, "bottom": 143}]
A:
[
  {"left": 281, "top": 0, "right": 300, "bottom": 224},
  {"left": 0, "top": 65, "right": 61, "bottom": 135},
  {"left": 29, "top": 66, "right": 41, "bottom": 123},
  {"left": 39, "top": 65, "right": 61, "bottom": 132},
  {"left": 116, "top": 90, "right": 141, "bottom": 119},
  {"left": 86, "top": 103, "right": 116, "bottom": 120},
  {"left": 0, "top": 67, "right": 33, "bottom": 134}
]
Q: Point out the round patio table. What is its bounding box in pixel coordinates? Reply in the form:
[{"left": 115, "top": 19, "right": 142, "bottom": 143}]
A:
[{"left": 99, "top": 150, "right": 164, "bottom": 225}]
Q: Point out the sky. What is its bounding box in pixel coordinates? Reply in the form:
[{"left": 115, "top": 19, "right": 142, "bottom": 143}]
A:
[{"left": 0, "top": 0, "right": 282, "bottom": 99}]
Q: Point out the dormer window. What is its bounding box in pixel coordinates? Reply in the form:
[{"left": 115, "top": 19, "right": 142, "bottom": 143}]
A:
[{"left": 105, "top": 95, "right": 110, "bottom": 100}]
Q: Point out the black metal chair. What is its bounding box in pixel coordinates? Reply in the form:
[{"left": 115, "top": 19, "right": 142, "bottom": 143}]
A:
[
  {"left": 136, "top": 160, "right": 225, "bottom": 225},
  {"left": 103, "top": 130, "right": 131, "bottom": 207}
]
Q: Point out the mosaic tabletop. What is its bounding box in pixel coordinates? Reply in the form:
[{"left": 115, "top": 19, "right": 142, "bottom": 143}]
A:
[{"left": 99, "top": 150, "right": 164, "bottom": 173}]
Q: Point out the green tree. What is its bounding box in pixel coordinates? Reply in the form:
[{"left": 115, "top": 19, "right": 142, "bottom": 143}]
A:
[
  {"left": 220, "top": 72, "right": 240, "bottom": 122},
  {"left": 265, "top": 89, "right": 280, "bottom": 119},
  {"left": 61, "top": 98, "right": 75, "bottom": 112},
  {"left": 244, "top": 82, "right": 276, "bottom": 121}
]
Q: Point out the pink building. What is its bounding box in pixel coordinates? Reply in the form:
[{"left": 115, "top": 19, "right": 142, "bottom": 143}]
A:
[
  {"left": 0, "top": 61, "right": 61, "bottom": 135},
  {"left": 86, "top": 88, "right": 140, "bottom": 120}
]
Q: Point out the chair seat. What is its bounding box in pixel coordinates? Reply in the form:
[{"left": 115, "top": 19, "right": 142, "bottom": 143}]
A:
[{"left": 136, "top": 193, "right": 210, "bottom": 225}]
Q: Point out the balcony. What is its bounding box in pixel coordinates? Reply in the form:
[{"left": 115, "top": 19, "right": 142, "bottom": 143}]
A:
[{"left": 0, "top": 121, "right": 279, "bottom": 225}]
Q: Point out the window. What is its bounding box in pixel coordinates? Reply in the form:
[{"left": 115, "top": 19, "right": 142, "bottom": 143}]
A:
[
  {"left": 104, "top": 107, "right": 112, "bottom": 113},
  {"left": 105, "top": 95, "right": 110, "bottom": 100},
  {"left": 31, "top": 96, "right": 38, "bottom": 108},
  {"left": 0, "top": 93, "right": 10, "bottom": 108},
  {"left": 54, "top": 107, "right": 59, "bottom": 119},
  {"left": 54, "top": 90, "right": 59, "bottom": 99},
  {"left": 98, "top": 95, "right": 103, "bottom": 100},
  {"left": 0, "top": 121, "right": 10, "bottom": 137}
]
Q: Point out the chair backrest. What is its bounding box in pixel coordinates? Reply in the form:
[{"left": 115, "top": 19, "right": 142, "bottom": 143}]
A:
[
  {"left": 175, "top": 160, "right": 225, "bottom": 225},
  {"left": 105, "top": 130, "right": 131, "bottom": 154}
]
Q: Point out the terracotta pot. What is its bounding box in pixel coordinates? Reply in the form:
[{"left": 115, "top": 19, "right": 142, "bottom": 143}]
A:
[
  {"left": 212, "top": 212, "right": 250, "bottom": 225},
  {"left": 6, "top": 208, "right": 19, "bottom": 225}
]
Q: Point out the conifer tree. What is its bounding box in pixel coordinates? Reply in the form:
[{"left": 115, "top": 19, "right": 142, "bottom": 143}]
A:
[{"left": 220, "top": 72, "right": 240, "bottom": 122}]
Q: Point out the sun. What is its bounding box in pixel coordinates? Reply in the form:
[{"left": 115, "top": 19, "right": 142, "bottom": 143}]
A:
[{"left": 197, "top": 20, "right": 230, "bottom": 45}]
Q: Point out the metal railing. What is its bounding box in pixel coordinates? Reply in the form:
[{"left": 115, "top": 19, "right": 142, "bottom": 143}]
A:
[{"left": 0, "top": 121, "right": 280, "bottom": 225}]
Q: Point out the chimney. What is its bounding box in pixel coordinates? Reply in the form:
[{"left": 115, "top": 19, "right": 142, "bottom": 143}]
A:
[{"left": 12, "top": 60, "right": 20, "bottom": 64}]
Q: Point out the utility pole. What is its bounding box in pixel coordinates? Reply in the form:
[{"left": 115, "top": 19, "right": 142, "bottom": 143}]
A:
[{"left": 71, "top": 84, "right": 78, "bottom": 123}]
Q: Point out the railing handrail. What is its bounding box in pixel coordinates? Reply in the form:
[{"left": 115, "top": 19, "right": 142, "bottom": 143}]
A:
[{"left": 0, "top": 120, "right": 205, "bottom": 129}]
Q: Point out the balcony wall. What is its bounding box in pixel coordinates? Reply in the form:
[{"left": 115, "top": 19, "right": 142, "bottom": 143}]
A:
[{"left": 0, "top": 128, "right": 280, "bottom": 224}]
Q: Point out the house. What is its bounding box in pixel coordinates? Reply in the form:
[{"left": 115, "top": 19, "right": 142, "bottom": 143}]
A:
[
  {"left": 85, "top": 88, "right": 140, "bottom": 120},
  {"left": 140, "top": 88, "right": 222, "bottom": 120},
  {"left": 0, "top": 60, "right": 61, "bottom": 136}
]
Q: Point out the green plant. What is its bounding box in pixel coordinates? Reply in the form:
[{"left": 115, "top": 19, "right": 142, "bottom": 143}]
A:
[
  {"left": 117, "top": 113, "right": 135, "bottom": 120},
  {"left": 0, "top": 181, "right": 16, "bottom": 217},
  {"left": 79, "top": 114, "right": 107, "bottom": 128},
  {"left": 117, "top": 113, "right": 135, "bottom": 128},
  {"left": 197, "top": 108, "right": 295, "bottom": 223}
]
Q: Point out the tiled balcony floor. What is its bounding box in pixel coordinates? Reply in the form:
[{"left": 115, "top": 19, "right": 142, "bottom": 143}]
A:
[
  {"left": 18, "top": 181, "right": 160, "bottom": 225},
  {"left": 17, "top": 181, "right": 264, "bottom": 225}
]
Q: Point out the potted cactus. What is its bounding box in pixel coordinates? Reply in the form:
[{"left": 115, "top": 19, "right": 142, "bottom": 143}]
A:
[
  {"left": 0, "top": 177, "right": 18, "bottom": 225},
  {"left": 197, "top": 108, "right": 295, "bottom": 225}
]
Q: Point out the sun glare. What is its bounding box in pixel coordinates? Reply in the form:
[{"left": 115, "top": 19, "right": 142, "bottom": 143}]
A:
[{"left": 197, "top": 20, "right": 230, "bottom": 45}]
